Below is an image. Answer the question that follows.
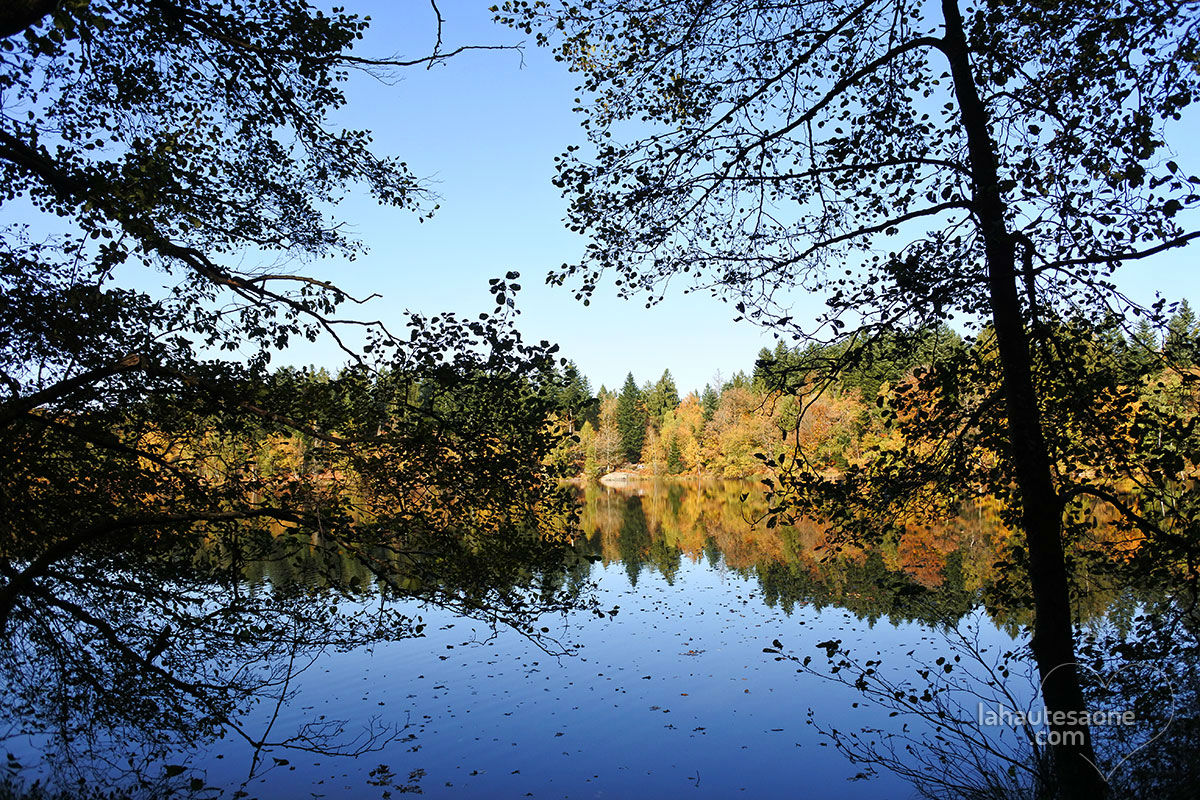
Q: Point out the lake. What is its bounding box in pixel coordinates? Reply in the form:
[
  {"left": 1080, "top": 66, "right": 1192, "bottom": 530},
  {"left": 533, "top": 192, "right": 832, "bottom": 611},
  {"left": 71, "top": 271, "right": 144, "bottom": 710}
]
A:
[{"left": 0, "top": 481, "right": 1166, "bottom": 799}]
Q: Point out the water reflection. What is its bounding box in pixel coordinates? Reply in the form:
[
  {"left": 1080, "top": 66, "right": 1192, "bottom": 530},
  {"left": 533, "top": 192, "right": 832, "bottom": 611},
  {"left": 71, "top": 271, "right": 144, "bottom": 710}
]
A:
[
  {"left": 2, "top": 482, "right": 1194, "bottom": 798},
  {"left": 577, "top": 481, "right": 1154, "bottom": 632},
  {"left": 0, "top": 520, "right": 597, "bottom": 798},
  {"left": 576, "top": 481, "right": 1198, "bottom": 798},
  {"left": 579, "top": 480, "right": 1000, "bottom": 625}
]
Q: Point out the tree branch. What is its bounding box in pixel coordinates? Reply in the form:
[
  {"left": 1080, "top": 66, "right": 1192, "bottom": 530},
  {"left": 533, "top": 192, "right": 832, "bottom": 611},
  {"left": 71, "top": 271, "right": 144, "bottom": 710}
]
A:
[
  {"left": 0, "top": 507, "right": 306, "bottom": 631},
  {"left": 0, "top": 129, "right": 391, "bottom": 363},
  {"left": 750, "top": 200, "right": 970, "bottom": 281},
  {"left": 1060, "top": 484, "right": 1170, "bottom": 541},
  {"left": 733, "top": 36, "right": 946, "bottom": 165},
  {"left": 0, "top": 0, "right": 59, "bottom": 39},
  {"left": 1033, "top": 230, "right": 1200, "bottom": 273},
  {"left": 0, "top": 354, "right": 145, "bottom": 428}
]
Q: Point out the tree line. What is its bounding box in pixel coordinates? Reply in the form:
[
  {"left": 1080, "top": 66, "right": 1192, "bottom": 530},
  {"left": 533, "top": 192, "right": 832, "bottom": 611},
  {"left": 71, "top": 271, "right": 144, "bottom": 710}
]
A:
[{"left": 546, "top": 299, "right": 1200, "bottom": 482}]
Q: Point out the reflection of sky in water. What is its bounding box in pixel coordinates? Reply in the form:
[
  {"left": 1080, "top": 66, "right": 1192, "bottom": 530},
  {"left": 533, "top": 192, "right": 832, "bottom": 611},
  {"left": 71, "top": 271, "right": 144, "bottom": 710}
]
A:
[{"left": 194, "top": 554, "right": 1027, "bottom": 799}]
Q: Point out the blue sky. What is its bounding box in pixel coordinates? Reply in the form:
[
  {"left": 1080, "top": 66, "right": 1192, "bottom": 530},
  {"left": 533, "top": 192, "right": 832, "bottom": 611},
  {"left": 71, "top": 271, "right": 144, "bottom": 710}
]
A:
[
  {"left": 293, "top": 0, "right": 1200, "bottom": 395},
  {"left": 271, "top": 0, "right": 780, "bottom": 396},
  {"left": 54, "top": 0, "right": 1194, "bottom": 397}
]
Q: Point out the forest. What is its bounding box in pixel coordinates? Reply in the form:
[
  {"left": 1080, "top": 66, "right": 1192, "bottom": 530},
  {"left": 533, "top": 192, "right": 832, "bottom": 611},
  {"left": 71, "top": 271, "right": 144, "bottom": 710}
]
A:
[{"left": 548, "top": 302, "right": 1200, "bottom": 482}]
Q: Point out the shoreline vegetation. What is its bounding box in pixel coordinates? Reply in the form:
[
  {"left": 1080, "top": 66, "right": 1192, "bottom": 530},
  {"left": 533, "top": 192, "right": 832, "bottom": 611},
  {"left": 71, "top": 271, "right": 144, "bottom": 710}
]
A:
[{"left": 548, "top": 306, "right": 1200, "bottom": 486}]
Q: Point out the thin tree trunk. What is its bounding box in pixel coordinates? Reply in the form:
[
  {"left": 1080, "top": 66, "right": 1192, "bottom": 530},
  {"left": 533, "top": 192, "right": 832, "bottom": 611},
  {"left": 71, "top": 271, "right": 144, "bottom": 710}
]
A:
[{"left": 939, "top": 1, "right": 1105, "bottom": 796}]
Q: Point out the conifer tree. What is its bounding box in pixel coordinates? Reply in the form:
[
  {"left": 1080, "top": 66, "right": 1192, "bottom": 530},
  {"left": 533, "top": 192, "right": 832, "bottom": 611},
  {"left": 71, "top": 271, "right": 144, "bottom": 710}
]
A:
[
  {"left": 700, "top": 384, "right": 720, "bottom": 423},
  {"left": 1164, "top": 299, "right": 1199, "bottom": 366},
  {"left": 616, "top": 372, "right": 647, "bottom": 463},
  {"left": 646, "top": 369, "right": 681, "bottom": 427}
]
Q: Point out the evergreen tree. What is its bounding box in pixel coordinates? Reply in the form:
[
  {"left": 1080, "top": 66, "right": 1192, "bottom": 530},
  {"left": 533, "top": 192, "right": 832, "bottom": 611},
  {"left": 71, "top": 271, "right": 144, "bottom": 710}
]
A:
[
  {"left": 724, "top": 371, "right": 751, "bottom": 391},
  {"left": 1092, "top": 313, "right": 1131, "bottom": 376},
  {"left": 1165, "top": 299, "right": 1198, "bottom": 366},
  {"left": 1127, "top": 318, "right": 1162, "bottom": 376},
  {"left": 646, "top": 369, "right": 681, "bottom": 427},
  {"left": 751, "top": 347, "right": 775, "bottom": 391},
  {"left": 701, "top": 384, "right": 720, "bottom": 422},
  {"left": 666, "top": 433, "right": 685, "bottom": 474},
  {"left": 616, "top": 372, "right": 647, "bottom": 463},
  {"left": 556, "top": 361, "right": 598, "bottom": 427}
]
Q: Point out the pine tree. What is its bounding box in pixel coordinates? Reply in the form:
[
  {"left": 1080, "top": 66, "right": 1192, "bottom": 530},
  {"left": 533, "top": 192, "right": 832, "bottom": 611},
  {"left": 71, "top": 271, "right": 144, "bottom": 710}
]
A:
[
  {"left": 724, "top": 371, "right": 750, "bottom": 391},
  {"left": 646, "top": 369, "right": 681, "bottom": 428},
  {"left": 1123, "top": 318, "right": 1162, "bottom": 376},
  {"left": 752, "top": 347, "right": 775, "bottom": 390},
  {"left": 556, "top": 361, "right": 598, "bottom": 427},
  {"left": 616, "top": 372, "right": 647, "bottom": 464},
  {"left": 1165, "top": 299, "right": 1198, "bottom": 366},
  {"left": 700, "top": 384, "right": 720, "bottom": 422}
]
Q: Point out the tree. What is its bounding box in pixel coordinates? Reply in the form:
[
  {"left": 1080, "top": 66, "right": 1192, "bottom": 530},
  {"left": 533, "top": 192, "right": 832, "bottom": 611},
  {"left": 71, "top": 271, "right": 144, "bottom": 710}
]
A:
[
  {"left": 705, "top": 384, "right": 777, "bottom": 477},
  {"left": 666, "top": 431, "right": 685, "bottom": 474},
  {"left": 1165, "top": 299, "right": 1199, "bottom": 366},
  {"left": 1, "top": 1, "right": 579, "bottom": 787},
  {"left": 556, "top": 360, "right": 599, "bottom": 427},
  {"left": 645, "top": 368, "right": 681, "bottom": 427},
  {"left": 593, "top": 392, "right": 624, "bottom": 472},
  {"left": 667, "top": 393, "right": 706, "bottom": 474},
  {"left": 723, "top": 370, "right": 751, "bottom": 392},
  {"left": 499, "top": 0, "right": 1200, "bottom": 793},
  {"left": 639, "top": 424, "right": 663, "bottom": 471},
  {"left": 700, "top": 383, "right": 720, "bottom": 422},
  {"left": 616, "top": 372, "right": 647, "bottom": 463},
  {"left": 1126, "top": 318, "right": 1163, "bottom": 376},
  {"left": 578, "top": 419, "right": 600, "bottom": 478}
]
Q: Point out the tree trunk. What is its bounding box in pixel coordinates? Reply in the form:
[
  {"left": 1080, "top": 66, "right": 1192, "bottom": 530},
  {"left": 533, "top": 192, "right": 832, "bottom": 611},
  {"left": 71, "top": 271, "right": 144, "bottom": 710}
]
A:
[{"left": 939, "top": 1, "right": 1105, "bottom": 796}]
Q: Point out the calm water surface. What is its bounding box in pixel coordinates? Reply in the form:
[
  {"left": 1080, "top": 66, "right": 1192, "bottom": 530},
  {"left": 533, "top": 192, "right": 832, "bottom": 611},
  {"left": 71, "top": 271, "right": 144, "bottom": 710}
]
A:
[
  {"left": 8, "top": 481, "right": 1046, "bottom": 799},
  {"left": 199, "top": 482, "right": 1032, "bottom": 799}
]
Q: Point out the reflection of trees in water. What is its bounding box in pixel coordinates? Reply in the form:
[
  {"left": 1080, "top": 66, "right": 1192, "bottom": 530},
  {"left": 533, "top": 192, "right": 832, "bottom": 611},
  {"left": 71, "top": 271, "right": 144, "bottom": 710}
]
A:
[
  {"left": 1080, "top": 597, "right": 1200, "bottom": 799},
  {"left": 8, "top": 480, "right": 1184, "bottom": 797},
  {"left": 0, "top": 523, "right": 597, "bottom": 797},
  {"left": 580, "top": 481, "right": 1138, "bottom": 632},
  {"left": 767, "top": 594, "right": 1200, "bottom": 800},
  {"left": 581, "top": 482, "right": 992, "bottom": 625},
  {"left": 616, "top": 495, "right": 651, "bottom": 586},
  {"left": 581, "top": 480, "right": 1197, "bottom": 798}
]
